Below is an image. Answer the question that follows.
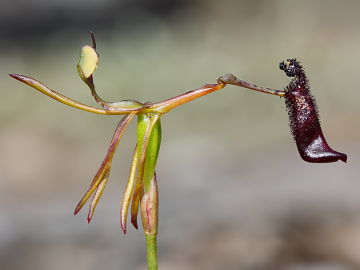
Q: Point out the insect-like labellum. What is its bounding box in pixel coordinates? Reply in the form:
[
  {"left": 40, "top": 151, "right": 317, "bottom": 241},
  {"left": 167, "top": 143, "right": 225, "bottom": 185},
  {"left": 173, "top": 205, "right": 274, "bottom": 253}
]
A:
[{"left": 280, "top": 59, "right": 347, "bottom": 163}]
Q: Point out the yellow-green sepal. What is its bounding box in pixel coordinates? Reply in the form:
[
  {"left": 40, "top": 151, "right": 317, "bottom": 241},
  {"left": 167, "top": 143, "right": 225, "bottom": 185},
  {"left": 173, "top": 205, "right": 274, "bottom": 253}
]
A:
[{"left": 137, "top": 114, "right": 162, "bottom": 192}]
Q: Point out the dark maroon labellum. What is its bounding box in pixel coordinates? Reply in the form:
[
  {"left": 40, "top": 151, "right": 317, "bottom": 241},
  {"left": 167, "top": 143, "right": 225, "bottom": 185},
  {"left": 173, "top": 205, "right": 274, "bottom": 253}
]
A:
[{"left": 280, "top": 59, "right": 347, "bottom": 163}]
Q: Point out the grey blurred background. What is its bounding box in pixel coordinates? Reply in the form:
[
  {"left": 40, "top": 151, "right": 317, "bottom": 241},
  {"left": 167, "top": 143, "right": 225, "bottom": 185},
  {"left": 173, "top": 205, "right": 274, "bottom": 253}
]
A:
[{"left": 1, "top": 0, "right": 359, "bottom": 269}]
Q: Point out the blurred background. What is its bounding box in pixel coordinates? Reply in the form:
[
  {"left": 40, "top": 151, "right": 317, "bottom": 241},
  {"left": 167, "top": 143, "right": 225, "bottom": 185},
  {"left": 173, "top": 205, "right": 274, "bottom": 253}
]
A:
[{"left": 1, "top": 0, "right": 359, "bottom": 269}]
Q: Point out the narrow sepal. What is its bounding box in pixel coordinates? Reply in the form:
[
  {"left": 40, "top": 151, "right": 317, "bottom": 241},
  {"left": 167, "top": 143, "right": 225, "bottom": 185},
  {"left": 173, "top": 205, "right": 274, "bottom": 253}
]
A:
[
  {"left": 218, "top": 73, "right": 285, "bottom": 96},
  {"left": 74, "top": 163, "right": 111, "bottom": 215},
  {"left": 74, "top": 114, "right": 136, "bottom": 217},
  {"left": 87, "top": 169, "right": 110, "bottom": 223},
  {"left": 9, "top": 74, "right": 141, "bottom": 115},
  {"left": 120, "top": 145, "right": 139, "bottom": 233},
  {"left": 130, "top": 182, "right": 142, "bottom": 230}
]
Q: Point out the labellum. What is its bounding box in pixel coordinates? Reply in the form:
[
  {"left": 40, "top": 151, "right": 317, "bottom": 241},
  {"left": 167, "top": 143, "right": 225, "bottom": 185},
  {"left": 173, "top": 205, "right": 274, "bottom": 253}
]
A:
[{"left": 280, "top": 59, "right": 347, "bottom": 163}]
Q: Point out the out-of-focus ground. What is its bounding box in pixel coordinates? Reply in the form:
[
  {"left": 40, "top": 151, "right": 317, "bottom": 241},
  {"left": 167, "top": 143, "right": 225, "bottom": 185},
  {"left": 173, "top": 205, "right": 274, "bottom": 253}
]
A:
[{"left": 1, "top": 0, "right": 359, "bottom": 269}]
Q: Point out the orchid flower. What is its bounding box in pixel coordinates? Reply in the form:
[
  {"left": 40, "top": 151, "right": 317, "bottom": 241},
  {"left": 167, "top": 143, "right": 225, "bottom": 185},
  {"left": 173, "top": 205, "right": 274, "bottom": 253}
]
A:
[{"left": 10, "top": 33, "right": 346, "bottom": 270}]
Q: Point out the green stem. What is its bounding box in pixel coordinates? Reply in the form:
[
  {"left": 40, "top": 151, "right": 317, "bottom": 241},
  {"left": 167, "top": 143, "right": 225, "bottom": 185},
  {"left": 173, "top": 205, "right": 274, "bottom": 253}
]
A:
[{"left": 145, "top": 233, "right": 158, "bottom": 270}]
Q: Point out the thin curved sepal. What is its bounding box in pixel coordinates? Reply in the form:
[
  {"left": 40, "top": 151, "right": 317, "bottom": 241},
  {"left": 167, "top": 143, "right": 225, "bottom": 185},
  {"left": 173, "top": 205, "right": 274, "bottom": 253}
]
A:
[
  {"left": 74, "top": 113, "right": 136, "bottom": 219},
  {"left": 87, "top": 169, "right": 110, "bottom": 223},
  {"left": 9, "top": 74, "right": 143, "bottom": 115},
  {"left": 120, "top": 145, "right": 140, "bottom": 233},
  {"left": 74, "top": 163, "right": 110, "bottom": 217},
  {"left": 218, "top": 73, "right": 285, "bottom": 96},
  {"left": 149, "top": 83, "right": 226, "bottom": 114}
]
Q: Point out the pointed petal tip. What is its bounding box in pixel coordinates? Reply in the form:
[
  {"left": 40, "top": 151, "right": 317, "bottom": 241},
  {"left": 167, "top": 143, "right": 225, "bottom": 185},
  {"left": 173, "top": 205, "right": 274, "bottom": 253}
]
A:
[
  {"left": 131, "top": 217, "right": 138, "bottom": 230},
  {"left": 9, "top": 73, "right": 20, "bottom": 79},
  {"left": 120, "top": 218, "right": 127, "bottom": 234},
  {"left": 9, "top": 73, "right": 27, "bottom": 82},
  {"left": 74, "top": 204, "right": 82, "bottom": 215},
  {"left": 121, "top": 224, "right": 127, "bottom": 234},
  {"left": 340, "top": 153, "right": 347, "bottom": 163},
  {"left": 87, "top": 215, "right": 93, "bottom": 224}
]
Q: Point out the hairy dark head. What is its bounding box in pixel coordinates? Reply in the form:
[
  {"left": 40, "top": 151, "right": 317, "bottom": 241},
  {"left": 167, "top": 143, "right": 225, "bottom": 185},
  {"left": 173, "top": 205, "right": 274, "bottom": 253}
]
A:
[
  {"left": 281, "top": 58, "right": 347, "bottom": 163},
  {"left": 279, "top": 58, "right": 303, "bottom": 77}
]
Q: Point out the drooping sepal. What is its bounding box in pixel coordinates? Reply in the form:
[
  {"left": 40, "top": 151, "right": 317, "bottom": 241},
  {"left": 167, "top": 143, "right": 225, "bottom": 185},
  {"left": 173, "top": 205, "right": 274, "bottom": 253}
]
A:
[
  {"left": 74, "top": 113, "right": 136, "bottom": 222},
  {"left": 120, "top": 145, "right": 139, "bottom": 233}
]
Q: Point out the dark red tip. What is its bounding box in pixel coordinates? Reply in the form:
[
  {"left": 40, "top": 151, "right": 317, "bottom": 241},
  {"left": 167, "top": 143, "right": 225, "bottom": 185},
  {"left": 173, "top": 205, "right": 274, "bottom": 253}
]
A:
[
  {"left": 87, "top": 214, "right": 92, "bottom": 224},
  {"left": 121, "top": 224, "right": 127, "bottom": 234},
  {"left": 9, "top": 73, "right": 19, "bottom": 79},
  {"left": 74, "top": 202, "right": 82, "bottom": 215},
  {"left": 9, "top": 73, "right": 29, "bottom": 84},
  {"left": 131, "top": 217, "right": 138, "bottom": 230}
]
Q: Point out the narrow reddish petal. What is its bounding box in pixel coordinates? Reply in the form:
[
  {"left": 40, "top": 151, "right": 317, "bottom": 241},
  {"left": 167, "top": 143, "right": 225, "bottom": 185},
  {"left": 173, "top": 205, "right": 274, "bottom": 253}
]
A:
[
  {"left": 87, "top": 169, "right": 110, "bottom": 223},
  {"left": 120, "top": 145, "right": 139, "bottom": 234},
  {"left": 130, "top": 186, "right": 142, "bottom": 230},
  {"left": 74, "top": 114, "right": 136, "bottom": 216},
  {"left": 131, "top": 216, "right": 139, "bottom": 230},
  {"left": 74, "top": 163, "right": 110, "bottom": 215}
]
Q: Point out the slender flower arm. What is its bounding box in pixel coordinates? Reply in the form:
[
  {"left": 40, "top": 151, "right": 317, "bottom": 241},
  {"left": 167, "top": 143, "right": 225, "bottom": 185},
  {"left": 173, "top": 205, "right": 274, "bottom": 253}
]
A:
[
  {"left": 218, "top": 73, "right": 286, "bottom": 96},
  {"left": 149, "top": 82, "right": 226, "bottom": 114},
  {"left": 9, "top": 74, "right": 143, "bottom": 115},
  {"left": 146, "top": 73, "right": 283, "bottom": 115}
]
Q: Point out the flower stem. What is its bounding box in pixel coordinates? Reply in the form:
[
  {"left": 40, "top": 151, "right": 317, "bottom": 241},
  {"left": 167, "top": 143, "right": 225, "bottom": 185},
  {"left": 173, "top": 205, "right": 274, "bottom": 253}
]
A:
[{"left": 145, "top": 233, "right": 158, "bottom": 270}]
